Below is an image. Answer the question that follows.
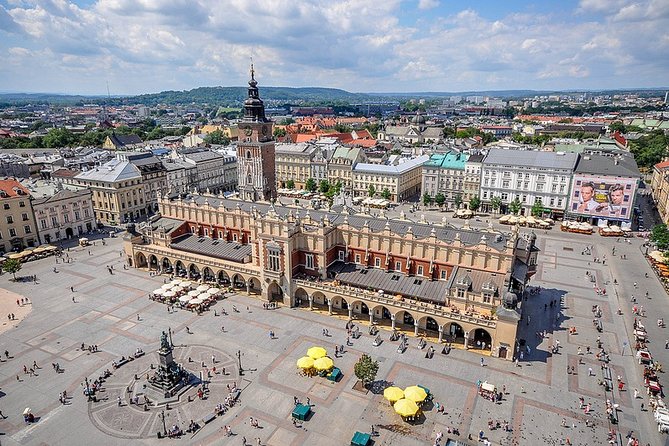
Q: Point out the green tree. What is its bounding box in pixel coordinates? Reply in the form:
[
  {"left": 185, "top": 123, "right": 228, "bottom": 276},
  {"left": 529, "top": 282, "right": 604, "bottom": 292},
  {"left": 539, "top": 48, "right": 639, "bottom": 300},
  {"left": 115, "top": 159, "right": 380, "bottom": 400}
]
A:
[
  {"left": 531, "top": 198, "right": 545, "bottom": 217},
  {"left": 43, "top": 128, "right": 78, "bottom": 148},
  {"left": 434, "top": 193, "right": 446, "bottom": 207},
  {"left": 442, "top": 126, "right": 456, "bottom": 138},
  {"left": 629, "top": 130, "right": 669, "bottom": 169},
  {"left": 203, "top": 130, "right": 230, "bottom": 146},
  {"left": 381, "top": 188, "right": 391, "bottom": 200},
  {"left": 285, "top": 179, "right": 295, "bottom": 190},
  {"left": 319, "top": 180, "right": 331, "bottom": 194},
  {"left": 454, "top": 194, "right": 463, "bottom": 209},
  {"left": 353, "top": 354, "right": 379, "bottom": 388},
  {"left": 469, "top": 196, "right": 481, "bottom": 212},
  {"left": 609, "top": 121, "right": 626, "bottom": 133},
  {"left": 490, "top": 196, "right": 502, "bottom": 214},
  {"left": 422, "top": 193, "right": 433, "bottom": 207},
  {"left": 305, "top": 178, "right": 317, "bottom": 192},
  {"left": 509, "top": 197, "right": 522, "bottom": 215},
  {"left": 334, "top": 123, "right": 352, "bottom": 133},
  {"left": 2, "top": 258, "right": 22, "bottom": 281},
  {"left": 368, "top": 184, "right": 376, "bottom": 197},
  {"left": 651, "top": 224, "right": 669, "bottom": 251},
  {"left": 273, "top": 127, "right": 287, "bottom": 138}
]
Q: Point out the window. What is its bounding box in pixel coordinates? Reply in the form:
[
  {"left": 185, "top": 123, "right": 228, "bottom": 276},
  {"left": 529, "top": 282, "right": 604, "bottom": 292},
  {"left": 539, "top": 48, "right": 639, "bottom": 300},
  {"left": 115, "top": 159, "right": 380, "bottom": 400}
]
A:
[
  {"left": 457, "top": 288, "right": 465, "bottom": 298},
  {"left": 9, "top": 228, "right": 17, "bottom": 237},
  {"left": 233, "top": 234, "right": 238, "bottom": 242},
  {"left": 374, "top": 257, "right": 381, "bottom": 267},
  {"left": 24, "top": 225, "right": 31, "bottom": 234},
  {"left": 21, "top": 213, "right": 28, "bottom": 221},
  {"left": 218, "top": 231, "right": 223, "bottom": 239},
  {"left": 395, "top": 261, "right": 401, "bottom": 271},
  {"left": 441, "top": 270, "right": 447, "bottom": 280},
  {"left": 6, "top": 216, "right": 13, "bottom": 224},
  {"left": 417, "top": 265, "right": 424, "bottom": 276},
  {"left": 2, "top": 203, "right": 8, "bottom": 210},
  {"left": 483, "top": 293, "right": 492, "bottom": 303},
  {"left": 84, "top": 209, "right": 90, "bottom": 218},
  {"left": 74, "top": 211, "right": 80, "bottom": 220},
  {"left": 355, "top": 254, "right": 361, "bottom": 264},
  {"left": 40, "top": 219, "right": 47, "bottom": 230},
  {"left": 51, "top": 216, "right": 57, "bottom": 226},
  {"left": 63, "top": 214, "right": 69, "bottom": 223},
  {"left": 306, "top": 254, "right": 314, "bottom": 269},
  {"left": 204, "top": 228, "right": 209, "bottom": 237},
  {"left": 267, "top": 247, "right": 281, "bottom": 272},
  {"left": 501, "top": 192, "right": 508, "bottom": 201},
  {"left": 338, "top": 250, "right": 345, "bottom": 261}
]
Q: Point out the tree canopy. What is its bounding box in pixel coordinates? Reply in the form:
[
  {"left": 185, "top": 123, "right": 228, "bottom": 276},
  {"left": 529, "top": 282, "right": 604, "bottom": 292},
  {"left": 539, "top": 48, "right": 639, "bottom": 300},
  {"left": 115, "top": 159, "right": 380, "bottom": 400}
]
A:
[
  {"left": 2, "top": 258, "right": 21, "bottom": 280},
  {"left": 651, "top": 224, "right": 669, "bottom": 251},
  {"left": 629, "top": 130, "right": 669, "bottom": 169},
  {"left": 353, "top": 354, "right": 379, "bottom": 387},
  {"left": 509, "top": 197, "right": 522, "bottom": 215},
  {"left": 469, "top": 196, "right": 481, "bottom": 212}
]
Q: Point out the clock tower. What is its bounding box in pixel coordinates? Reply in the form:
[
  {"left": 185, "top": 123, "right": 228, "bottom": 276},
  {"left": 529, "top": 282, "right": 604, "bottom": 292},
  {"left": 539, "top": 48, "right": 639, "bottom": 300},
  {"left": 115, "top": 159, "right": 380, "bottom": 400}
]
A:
[{"left": 236, "top": 64, "right": 276, "bottom": 202}]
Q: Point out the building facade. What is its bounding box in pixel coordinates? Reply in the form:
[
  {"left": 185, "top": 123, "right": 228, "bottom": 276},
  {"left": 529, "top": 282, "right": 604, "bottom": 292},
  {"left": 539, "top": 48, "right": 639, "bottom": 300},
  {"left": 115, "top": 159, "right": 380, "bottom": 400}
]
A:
[
  {"left": 464, "top": 153, "right": 484, "bottom": 205},
  {"left": 275, "top": 143, "right": 329, "bottom": 190},
  {"left": 236, "top": 66, "right": 276, "bottom": 201},
  {"left": 73, "top": 158, "right": 145, "bottom": 225},
  {"left": 0, "top": 179, "right": 38, "bottom": 253},
  {"left": 327, "top": 146, "right": 367, "bottom": 193},
  {"left": 480, "top": 149, "right": 578, "bottom": 217},
  {"left": 122, "top": 152, "right": 168, "bottom": 213},
  {"left": 124, "top": 194, "right": 538, "bottom": 361},
  {"left": 181, "top": 149, "right": 237, "bottom": 193},
  {"left": 651, "top": 161, "right": 669, "bottom": 224},
  {"left": 33, "top": 189, "right": 95, "bottom": 243},
  {"left": 421, "top": 152, "right": 468, "bottom": 209},
  {"left": 353, "top": 155, "right": 428, "bottom": 202}
]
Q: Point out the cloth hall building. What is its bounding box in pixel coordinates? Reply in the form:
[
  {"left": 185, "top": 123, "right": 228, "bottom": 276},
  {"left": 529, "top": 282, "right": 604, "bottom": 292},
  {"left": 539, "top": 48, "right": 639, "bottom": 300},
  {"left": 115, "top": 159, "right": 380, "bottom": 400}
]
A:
[{"left": 124, "top": 193, "right": 537, "bottom": 360}]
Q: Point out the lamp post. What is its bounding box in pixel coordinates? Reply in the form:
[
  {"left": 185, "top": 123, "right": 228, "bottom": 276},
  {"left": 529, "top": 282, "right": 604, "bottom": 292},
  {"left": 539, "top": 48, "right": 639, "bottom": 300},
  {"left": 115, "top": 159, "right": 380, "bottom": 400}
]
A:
[
  {"left": 237, "top": 350, "right": 244, "bottom": 376},
  {"left": 160, "top": 410, "right": 167, "bottom": 435}
]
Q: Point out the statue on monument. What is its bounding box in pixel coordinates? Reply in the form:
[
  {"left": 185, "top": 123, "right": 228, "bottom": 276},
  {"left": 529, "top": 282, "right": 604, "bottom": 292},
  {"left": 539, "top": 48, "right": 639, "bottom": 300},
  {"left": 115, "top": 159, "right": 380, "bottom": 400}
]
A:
[{"left": 160, "top": 331, "right": 170, "bottom": 351}]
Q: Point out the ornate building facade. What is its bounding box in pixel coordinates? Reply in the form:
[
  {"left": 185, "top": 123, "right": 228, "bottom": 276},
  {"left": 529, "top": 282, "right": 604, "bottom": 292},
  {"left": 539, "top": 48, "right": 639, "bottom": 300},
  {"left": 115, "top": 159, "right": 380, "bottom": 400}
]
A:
[
  {"left": 125, "top": 192, "right": 538, "bottom": 360},
  {"left": 236, "top": 65, "right": 276, "bottom": 202}
]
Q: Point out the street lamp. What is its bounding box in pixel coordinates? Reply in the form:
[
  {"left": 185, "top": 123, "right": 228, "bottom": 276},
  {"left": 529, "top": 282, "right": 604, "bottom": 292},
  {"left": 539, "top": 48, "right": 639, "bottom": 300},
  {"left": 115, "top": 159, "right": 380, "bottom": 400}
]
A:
[
  {"left": 160, "top": 410, "right": 167, "bottom": 435},
  {"left": 237, "top": 350, "right": 244, "bottom": 376}
]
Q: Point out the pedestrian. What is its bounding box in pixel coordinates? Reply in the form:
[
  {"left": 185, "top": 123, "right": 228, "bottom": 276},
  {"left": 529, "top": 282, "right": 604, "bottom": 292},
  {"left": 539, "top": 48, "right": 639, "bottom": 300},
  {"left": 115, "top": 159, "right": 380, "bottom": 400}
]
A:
[
  {"left": 0, "top": 410, "right": 5, "bottom": 419},
  {"left": 256, "top": 438, "right": 261, "bottom": 446},
  {"left": 242, "top": 436, "right": 246, "bottom": 446},
  {"left": 137, "top": 314, "right": 140, "bottom": 321},
  {"left": 211, "top": 355, "right": 216, "bottom": 364},
  {"left": 306, "top": 397, "right": 310, "bottom": 406},
  {"left": 634, "top": 389, "right": 639, "bottom": 399},
  {"left": 70, "top": 286, "right": 74, "bottom": 292},
  {"left": 72, "top": 296, "right": 75, "bottom": 303},
  {"left": 588, "top": 367, "right": 593, "bottom": 376},
  {"left": 480, "top": 357, "right": 484, "bottom": 367}
]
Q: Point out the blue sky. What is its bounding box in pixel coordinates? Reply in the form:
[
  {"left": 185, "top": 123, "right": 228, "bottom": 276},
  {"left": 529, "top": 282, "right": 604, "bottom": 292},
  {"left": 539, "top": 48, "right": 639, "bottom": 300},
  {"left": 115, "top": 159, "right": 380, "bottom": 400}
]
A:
[{"left": 0, "top": 0, "right": 667, "bottom": 95}]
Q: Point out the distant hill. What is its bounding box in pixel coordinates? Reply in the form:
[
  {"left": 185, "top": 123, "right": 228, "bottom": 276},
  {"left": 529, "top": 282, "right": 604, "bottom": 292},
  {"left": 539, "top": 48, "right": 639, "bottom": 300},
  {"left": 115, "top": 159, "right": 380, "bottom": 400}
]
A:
[{"left": 0, "top": 86, "right": 666, "bottom": 107}]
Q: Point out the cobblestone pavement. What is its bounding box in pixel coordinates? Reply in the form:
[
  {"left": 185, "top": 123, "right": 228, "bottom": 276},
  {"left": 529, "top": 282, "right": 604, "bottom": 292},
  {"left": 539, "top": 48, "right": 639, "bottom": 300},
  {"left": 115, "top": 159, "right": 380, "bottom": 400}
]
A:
[{"left": 0, "top": 223, "right": 666, "bottom": 446}]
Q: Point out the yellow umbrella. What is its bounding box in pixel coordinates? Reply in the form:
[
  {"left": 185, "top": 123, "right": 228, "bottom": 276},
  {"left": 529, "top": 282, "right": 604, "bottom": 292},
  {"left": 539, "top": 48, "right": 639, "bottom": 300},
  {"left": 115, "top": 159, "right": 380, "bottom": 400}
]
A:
[
  {"left": 296, "top": 356, "right": 315, "bottom": 369},
  {"left": 394, "top": 398, "right": 419, "bottom": 417},
  {"left": 383, "top": 386, "right": 404, "bottom": 402},
  {"left": 313, "top": 356, "right": 334, "bottom": 371},
  {"left": 404, "top": 385, "right": 428, "bottom": 403},
  {"left": 307, "top": 346, "right": 327, "bottom": 359}
]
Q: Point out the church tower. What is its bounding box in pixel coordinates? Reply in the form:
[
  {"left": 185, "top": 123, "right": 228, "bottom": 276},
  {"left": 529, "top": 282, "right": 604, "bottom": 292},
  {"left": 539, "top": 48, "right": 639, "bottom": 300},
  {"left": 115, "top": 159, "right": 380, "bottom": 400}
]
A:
[{"left": 236, "top": 64, "right": 276, "bottom": 202}]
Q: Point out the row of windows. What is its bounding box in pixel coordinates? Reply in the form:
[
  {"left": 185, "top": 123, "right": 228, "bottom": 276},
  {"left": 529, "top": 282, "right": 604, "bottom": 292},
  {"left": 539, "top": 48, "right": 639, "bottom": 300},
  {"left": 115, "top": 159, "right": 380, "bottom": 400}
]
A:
[
  {"left": 2, "top": 201, "right": 26, "bottom": 210},
  {"left": 5, "top": 213, "right": 30, "bottom": 224},
  {"left": 0, "top": 225, "right": 32, "bottom": 239}
]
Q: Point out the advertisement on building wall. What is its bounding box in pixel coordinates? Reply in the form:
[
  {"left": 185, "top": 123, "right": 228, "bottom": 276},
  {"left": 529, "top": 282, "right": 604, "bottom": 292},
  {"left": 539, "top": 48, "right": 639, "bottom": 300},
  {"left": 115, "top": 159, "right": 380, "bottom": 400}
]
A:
[{"left": 568, "top": 175, "right": 637, "bottom": 220}]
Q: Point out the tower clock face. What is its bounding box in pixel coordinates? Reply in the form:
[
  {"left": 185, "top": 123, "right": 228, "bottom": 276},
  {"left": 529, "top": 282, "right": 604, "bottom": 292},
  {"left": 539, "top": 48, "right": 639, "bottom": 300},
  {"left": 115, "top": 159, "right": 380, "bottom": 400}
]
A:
[
  {"left": 244, "top": 127, "right": 253, "bottom": 136},
  {"left": 262, "top": 125, "right": 268, "bottom": 135}
]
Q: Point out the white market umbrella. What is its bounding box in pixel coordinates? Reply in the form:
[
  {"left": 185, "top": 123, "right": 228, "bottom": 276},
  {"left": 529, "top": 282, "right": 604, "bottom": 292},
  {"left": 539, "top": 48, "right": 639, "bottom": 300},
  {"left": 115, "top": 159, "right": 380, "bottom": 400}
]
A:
[
  {"left": 23, "top": 408, "right": 31, "bottom": 415},
  {"left": 170, "top": 279, "right": 181, "bottom": 285},
  {"left": 172, "top": 286, "right": 184, "bottom": 294},
  {"left": 152, "top": 289, "right": 164, "bottom": 295},
  {"left": 187, "top": 290, "right": 200, "bottom": 297},
  {"left": 198, "top": 293, "right": 210, "bottom": 300},
  {"left": 179, "top": 280, "right": 192, "bottom": 289},
  {"left": 161, "top": 283, "right": 174, "bottom": 290},
  {"left": 189, "top": 298, "right": 203, "bottom": 305},
  {"left": 163, "top": 290, "right": 176, "bottom": 298},
  {"left": 196, "top": 284, "right": 209, "bottom": 292},
  {"left": 179, "top": 295, "right": 191, "bottom": 303},
  {"left": 206, "top": 287, "right": 220, "bottom": 295}
]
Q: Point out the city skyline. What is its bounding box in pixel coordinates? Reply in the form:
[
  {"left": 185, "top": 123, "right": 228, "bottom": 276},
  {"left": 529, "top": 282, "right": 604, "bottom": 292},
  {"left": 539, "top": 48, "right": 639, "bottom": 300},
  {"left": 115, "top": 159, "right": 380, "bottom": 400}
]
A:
[{"left": 0, "top": 0, "right": 668, "bottom": 95}]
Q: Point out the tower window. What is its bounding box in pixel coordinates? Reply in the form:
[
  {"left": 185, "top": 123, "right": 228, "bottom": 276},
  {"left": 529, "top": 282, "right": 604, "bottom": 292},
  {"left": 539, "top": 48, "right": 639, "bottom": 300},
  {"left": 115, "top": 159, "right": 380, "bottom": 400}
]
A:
[{"left": 246, "top": 150, "right": 252, "bottom": 159}]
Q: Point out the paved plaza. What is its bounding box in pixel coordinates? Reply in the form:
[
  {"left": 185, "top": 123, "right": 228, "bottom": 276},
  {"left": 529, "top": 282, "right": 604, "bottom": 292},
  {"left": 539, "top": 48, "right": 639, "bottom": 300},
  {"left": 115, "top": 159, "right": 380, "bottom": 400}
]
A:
[{"left": 0, "top": 220, "right": 667, "bottom": 445}]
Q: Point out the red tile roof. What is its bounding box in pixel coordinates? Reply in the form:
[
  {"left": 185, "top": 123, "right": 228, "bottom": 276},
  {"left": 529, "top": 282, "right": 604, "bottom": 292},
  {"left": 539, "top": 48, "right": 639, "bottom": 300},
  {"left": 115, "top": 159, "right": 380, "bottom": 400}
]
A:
[
  {"left": 654, "top": 161, "right": 669, "bottom": 170},
  {"left": 0, "top": 179, "right": 31, "bottom": 199}
]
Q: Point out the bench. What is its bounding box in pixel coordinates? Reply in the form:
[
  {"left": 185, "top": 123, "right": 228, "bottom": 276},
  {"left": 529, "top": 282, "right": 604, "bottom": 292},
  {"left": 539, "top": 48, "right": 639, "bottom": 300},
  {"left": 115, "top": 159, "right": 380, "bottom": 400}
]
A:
[{"left": 202, "top": 413, "right": 216, "bottom": 424}]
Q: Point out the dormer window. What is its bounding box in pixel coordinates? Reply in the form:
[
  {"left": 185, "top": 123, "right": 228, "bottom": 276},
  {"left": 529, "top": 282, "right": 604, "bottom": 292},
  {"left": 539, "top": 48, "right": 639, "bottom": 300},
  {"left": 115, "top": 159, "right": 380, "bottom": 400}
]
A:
[
  {"left": 456, "top": 274, "right": 472, "bottom": 290},
  {"left": 482, "top": 280, "right": 497, "bottom": 294}
]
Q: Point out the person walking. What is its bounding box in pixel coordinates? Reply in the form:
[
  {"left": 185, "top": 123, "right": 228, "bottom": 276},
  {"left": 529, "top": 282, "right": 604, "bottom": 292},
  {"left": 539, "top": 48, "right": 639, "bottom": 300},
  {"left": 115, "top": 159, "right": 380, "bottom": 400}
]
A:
[{"left": 480, "top": 357, "right": 484, "bottom": 367}]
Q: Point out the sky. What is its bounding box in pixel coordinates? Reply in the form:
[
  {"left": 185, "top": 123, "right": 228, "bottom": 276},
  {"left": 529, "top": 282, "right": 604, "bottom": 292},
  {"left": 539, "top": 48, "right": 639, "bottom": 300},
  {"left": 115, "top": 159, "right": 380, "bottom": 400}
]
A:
[{"left": 0, "top": 0, "right": 667, "bottom": 95}]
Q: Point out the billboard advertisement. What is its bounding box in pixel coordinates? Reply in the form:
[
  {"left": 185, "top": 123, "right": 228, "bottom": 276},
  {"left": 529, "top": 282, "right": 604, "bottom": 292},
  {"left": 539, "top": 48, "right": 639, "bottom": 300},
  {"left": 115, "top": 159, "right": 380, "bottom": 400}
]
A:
[{"left": 569, "top": 175, "right": 637, "bottom": 220}]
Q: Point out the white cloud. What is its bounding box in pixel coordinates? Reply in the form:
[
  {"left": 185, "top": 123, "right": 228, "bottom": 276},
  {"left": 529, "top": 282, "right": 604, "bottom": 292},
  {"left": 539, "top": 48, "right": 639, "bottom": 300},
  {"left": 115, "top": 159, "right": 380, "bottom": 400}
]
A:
[{"left": 418, "top": 0, "right": 439, "bottom": 10}]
